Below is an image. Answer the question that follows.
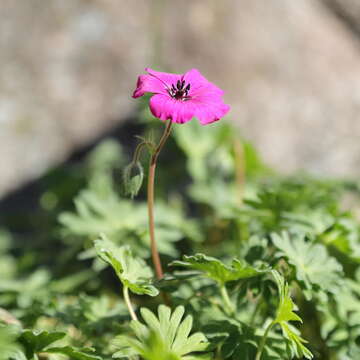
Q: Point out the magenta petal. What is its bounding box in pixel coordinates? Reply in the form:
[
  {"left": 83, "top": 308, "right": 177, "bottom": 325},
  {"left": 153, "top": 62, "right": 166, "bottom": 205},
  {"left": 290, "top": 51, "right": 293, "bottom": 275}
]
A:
[
  {"left": 145, "top": 68, "right": 182, "bottom": 88},
  {"left": 133, "top": 67, "right": 230, "bottom": 125},
  {"left": 149, "top": 94, "right": 196, "bottom": 124},
  {"left": 132, "top": 74, "right": 167, "bottom": 98},
  {"left": 132, "top": 68, "right": 181, "bottom": 98},
  {"left": 183, "top": 68, "right": 224, "bottom": 98},
  {"left": 194, "top": 100, "right": 230, "bottom": 125}
]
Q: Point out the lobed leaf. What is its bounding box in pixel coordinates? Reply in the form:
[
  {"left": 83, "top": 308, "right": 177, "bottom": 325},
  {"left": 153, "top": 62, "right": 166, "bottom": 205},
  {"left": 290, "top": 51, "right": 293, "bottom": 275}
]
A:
[
  {"left": 20, "top": 329, "right": 66, "bottom": 357},
  {"left": 272, "top": 232, "right": 343, "bottom": 298},
  {"left": 0, "top": 325, "right": 23, "bottom": 360},
  {"left": 171, "top": 253, "right": 268, "bottom": 285},
  {"left": 46, "top": 346, "right": 103, "bottom": 360},
  {"left": 94, "top": 235, "right": 158, "bottom": 296},
  {"left": 113, "top": 305, "right": 210, "bottom": 359},
  {"left": 271, "top": 270, "right": 313, "bottom": 359}
]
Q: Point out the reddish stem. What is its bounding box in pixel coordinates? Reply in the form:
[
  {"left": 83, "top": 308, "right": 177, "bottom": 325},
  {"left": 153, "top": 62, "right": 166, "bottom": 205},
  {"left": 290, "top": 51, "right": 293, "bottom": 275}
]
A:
[{"left": 147, "top": 120, "right": 173, "bottom": 279}]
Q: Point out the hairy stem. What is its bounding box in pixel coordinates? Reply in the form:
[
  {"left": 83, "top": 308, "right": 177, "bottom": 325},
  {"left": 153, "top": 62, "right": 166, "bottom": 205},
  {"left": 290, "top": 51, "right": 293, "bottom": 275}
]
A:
[
  {"left": 133, "top": 142, "right": 148, "bottom": 164},
  {"left": 255, "top": 320, "right": 276, "bottom": 360},
  {"left": 220, "top": 284, "right": 235, "bottom": 315},
  {"left": 147, "top": 120, "right": 173, "bottom": 279},
  {"left": 132, "top": 140, "right": 154, "bottom": 164},
  {"left": 123, "top": 285, "right": 138, "bottom": 321}
]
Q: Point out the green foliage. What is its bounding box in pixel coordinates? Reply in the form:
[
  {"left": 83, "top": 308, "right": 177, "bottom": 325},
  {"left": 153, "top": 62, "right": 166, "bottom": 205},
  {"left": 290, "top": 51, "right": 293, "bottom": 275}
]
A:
[
  {"left": 241, "top": 177, "right": 342, "bottom": 236},
  {"left": 317, "top": 272, "right": 360, "bottom": 358},
  {"left": 45, "top": 346, "right": 103, "bottom": 360},
  {"left": 0, "top": 269, "right": 52, "bottom": 315},
  {"left": 0, "top": 325, "right": 22, "bottom": 360},
  {"left": 14, "top": 329, "right": 103, "bottom": 360},
  {"left": 59, "top": 157, "right": 199, "bottom": 259},
  {"left": 272, "top": 232, "right": 343, "bottom": 298},
  {"left": 20, "top": 329, "right": 66, "bottom": 356},
  {"left": 173, "top": 120, "right": 269, "bottom": 184},
  {"left": 2, "top": 118, "right": 360, "bottom": 360},
  {"left": 173, "top": 120, "right": 233, "bottom": 183},
  {"left": 171, "top": 253, "right": 268, "bottom": 285},
  {"left": 319, "top": 216, "right": 360, "bottom": 263},
  {"left": 113, "top": 305, "right": 210, "bottom": 360},
  {"left": 271, "top": 271, "right": 313, "bottom": 359},
  {"left": 95, "top": 235, "right": 158, "bottom": 296}
]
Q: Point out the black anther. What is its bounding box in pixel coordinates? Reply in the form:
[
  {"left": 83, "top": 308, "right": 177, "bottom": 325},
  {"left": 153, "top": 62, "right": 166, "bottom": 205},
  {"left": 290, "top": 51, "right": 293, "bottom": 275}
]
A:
[{"left": 169, "top": 81, "right": 191, "bottom": 100}]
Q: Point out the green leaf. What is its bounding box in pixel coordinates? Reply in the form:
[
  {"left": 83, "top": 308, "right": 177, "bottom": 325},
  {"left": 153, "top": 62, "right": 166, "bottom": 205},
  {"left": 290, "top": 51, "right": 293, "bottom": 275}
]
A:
[
  {"left": 20, "top": 329, "right": 65, "bottom": 357},
  {"left": 171, "top": 253, "right": 268, "bottom": 285},
  {"left": 320, "top": 217, "right": 360, "bottom": 263},
  {"left": 86, "top": 139, "right": 124, "bottom": 174},
  {"left": 173, "top": 120, "right": 222, "bottom": 183},
  {"left": 272, "top": 271, "right": 302, "bottom": 324},
  {"left": 318, "top": 273, "right": 360, "bottom": 357},
  {"left": 46, "top": 346, "right": 103, "bottom": 360},
  {"left": 59, "top": 180, "right": 192, "bottom": 258},
  {"left": 204, "top": 319, "right": 258, "bottom": 360},
  {"left": 0, "top": 325, "right": 23, "bottom": 360},
  {"left": 94, "top": 235, "right": 158, "bottom": 296},
  {"left": 272, "top": 232, "right": 342, "bottom": 298},
  {"left": 281, "top": 323, "right": 313, "bottom": 360},
  {"left": 271, "top": 271, "right": 313, "bottom": 359},
  {"left": 113, "top": 305, "right": 210, "bottom": 359},
  {"left": 115, "top": 331, "right": 181, "bottom": 360},
  {"left": 0, "top": 269, "right": 51, "bottom": 309}
]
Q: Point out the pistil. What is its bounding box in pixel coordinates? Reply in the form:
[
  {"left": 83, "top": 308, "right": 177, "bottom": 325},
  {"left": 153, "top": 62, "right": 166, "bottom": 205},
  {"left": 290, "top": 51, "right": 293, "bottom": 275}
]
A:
[{"left": 169, "top": 80, "right": 191, "bottom": 100}]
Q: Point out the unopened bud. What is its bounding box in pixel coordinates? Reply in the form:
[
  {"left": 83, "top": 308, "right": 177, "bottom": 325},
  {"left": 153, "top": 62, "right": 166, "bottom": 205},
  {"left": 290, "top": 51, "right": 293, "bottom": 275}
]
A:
[{"left": 123, "top": 161, "right": 144, "bottom": 199}]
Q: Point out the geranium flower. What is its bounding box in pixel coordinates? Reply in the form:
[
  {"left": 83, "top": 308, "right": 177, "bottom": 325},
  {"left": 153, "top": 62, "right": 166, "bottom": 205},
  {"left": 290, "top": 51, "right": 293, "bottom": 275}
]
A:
[{"left": 133, "top": 68, "right": 230, "bottom": 125}]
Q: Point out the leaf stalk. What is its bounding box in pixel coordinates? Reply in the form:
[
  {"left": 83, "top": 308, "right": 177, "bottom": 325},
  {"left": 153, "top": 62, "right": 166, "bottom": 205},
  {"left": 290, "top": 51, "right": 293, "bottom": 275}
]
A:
[
  {"left": 123, "top": 285, "right": 138, "bottom": 321},
  {"left": 255, "top": 320, "right": 276, "bottom": 360},
  {"left": 220, "top": 284, "right": 235, "bottom": 315}
]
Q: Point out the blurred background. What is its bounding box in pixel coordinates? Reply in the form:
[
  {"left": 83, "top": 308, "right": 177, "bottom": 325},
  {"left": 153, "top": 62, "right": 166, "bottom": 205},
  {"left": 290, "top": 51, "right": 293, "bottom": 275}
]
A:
[{"left": 1, "top": 0, "right": 360, "bottom": 199}]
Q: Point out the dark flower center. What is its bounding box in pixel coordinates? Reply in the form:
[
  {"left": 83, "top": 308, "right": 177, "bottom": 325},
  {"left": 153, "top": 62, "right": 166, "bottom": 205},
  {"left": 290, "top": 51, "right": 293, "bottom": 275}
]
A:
[{"left": 169, "top": 80, "right": 191, "bottom": 100}]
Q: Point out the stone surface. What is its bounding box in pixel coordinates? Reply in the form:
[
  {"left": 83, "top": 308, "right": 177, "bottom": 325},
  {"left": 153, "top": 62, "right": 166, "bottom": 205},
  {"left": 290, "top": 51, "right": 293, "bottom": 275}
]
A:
[
  {"left": 162, "top": 0, "right": 360, "bottom": 175},
  {"left": 0, "top": 0, "right": 151, "bottom": 196},
  {"left": 1, "top": 0, "right": 360, "bottom": 197},
  {"left": 322, "top": 0, "right": 360, "bottom": 36}
]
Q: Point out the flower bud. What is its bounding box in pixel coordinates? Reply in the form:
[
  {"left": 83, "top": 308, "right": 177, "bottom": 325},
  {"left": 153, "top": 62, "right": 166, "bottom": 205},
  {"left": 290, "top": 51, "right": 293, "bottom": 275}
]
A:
[{"left": 123, "top": 161, "right": 144, "bottom": 199}]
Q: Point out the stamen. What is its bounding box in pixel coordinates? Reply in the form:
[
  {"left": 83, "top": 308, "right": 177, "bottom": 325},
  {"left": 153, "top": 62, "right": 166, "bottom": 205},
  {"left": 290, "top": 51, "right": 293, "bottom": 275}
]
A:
[{"left": 169, "top": 81, "right": 191, "bottom": 101}]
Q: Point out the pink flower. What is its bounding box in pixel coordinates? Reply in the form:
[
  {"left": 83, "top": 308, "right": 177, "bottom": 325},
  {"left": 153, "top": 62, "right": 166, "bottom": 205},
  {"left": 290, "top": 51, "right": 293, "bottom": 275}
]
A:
[{"left": 133, "top": 68, "right": 230, "bottom": 125}]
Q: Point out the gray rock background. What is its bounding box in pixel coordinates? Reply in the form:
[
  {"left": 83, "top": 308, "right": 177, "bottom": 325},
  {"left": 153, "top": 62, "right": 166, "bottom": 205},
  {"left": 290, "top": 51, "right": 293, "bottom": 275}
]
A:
[{"left": 1, "top": 0, "right": 360, "bottom": 197}]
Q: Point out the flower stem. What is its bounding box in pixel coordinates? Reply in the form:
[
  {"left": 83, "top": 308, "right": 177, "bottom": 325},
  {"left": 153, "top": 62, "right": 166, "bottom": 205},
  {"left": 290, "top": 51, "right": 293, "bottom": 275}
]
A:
[
  {"left": 123, "top": 285, "right": 138, "bottom": 321},
  {"left": 132, "top": 140, "right": 154, "bottom": 164},
  {"left": 255, "top": 320, "right": 276, "bottom": 360},
  {"left": 133, "top": 142, "right": 148, "bottom": 164},
  {"left": 220, "top": 284, "right": 235, "bottom": 315},
  {"left": 147, "top": 120, "right": 173, "bottom": 279}
]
